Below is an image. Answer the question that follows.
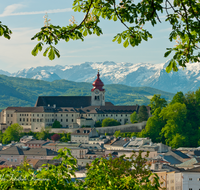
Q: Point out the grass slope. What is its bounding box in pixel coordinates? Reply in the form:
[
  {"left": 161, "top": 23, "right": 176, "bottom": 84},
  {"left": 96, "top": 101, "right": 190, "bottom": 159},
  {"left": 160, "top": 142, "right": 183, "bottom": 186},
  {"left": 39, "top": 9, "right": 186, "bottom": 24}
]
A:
[{"left": 0, "top": 75, "right": 174, "bottom": 110}]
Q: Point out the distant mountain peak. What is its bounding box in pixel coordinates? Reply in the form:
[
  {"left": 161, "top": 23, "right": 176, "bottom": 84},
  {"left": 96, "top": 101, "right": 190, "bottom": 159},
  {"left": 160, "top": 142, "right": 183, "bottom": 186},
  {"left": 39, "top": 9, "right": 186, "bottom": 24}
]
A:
[{"left": 0, "top": 61, "right": 198, "bottom": 93}]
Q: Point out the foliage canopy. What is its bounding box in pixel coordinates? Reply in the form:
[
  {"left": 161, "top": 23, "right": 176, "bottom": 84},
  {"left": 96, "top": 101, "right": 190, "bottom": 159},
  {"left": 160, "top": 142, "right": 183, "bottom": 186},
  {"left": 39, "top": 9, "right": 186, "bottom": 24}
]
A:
[
  {"left": 102, "top": 118, "right": 121, "bottom": 127},
  {"left": 140, "top": 89, "right": 200, "bottom": 148},
  {"left": 29, "top": 0, "right": 200, "bottom": 73},
  {"left": 1, "top": 1, "right": 200, "bottom": 72}
]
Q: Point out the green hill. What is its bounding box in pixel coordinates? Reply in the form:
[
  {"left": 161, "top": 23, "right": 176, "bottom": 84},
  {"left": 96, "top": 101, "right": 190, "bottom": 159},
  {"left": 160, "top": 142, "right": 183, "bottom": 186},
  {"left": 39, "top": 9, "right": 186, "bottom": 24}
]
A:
[{"left": 0, "top": 75, "right": 174, "bottom": 110}]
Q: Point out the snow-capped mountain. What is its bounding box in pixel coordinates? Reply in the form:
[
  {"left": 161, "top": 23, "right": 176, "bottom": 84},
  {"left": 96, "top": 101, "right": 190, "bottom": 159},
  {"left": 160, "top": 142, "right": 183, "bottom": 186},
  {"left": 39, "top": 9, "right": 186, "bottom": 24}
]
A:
[{"left": 2, "top": 61, "right": 200, "bottom": 93}]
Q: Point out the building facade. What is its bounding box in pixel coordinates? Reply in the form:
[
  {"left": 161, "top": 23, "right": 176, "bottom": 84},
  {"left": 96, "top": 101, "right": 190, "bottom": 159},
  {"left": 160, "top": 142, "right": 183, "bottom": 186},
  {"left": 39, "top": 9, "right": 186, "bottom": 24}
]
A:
[{"left": 0, "top": 72, "right": 150, "bottom": 132}]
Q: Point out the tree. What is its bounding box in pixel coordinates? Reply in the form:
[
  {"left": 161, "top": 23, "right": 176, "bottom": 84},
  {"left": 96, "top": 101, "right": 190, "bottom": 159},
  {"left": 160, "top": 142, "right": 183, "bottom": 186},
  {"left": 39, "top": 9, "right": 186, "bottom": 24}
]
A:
[
  {"left": 138, "top": 105, "right": 149, "bottom": 122},
  {"left": 51, "top": 134, "right": 61, "bottom": 141},
  {"left": 170, "top": 91, "right": 185, "bottom": 105},
  {"left": 59, "top": 132, "right": 71, "bottom": 142},
  {"left": 130, "top": 111, "right": 138, "bottom": 123},
  {"left": 0, "top": 148, "right": 77, "bottom": 190},
  {"left": 28, "top": 0, "right": 200, "bottom": 73},
  {"left": 36, "top": 127, "right": 51, "bottom": 140},
  {"left": 159, "top": 102, "right": 188, "bottom": 148},
  {"left": 94, "top": 120, "right": 102, "bottom": 127},
  {"left": 52, "top": 120, "right": 62, "bottom": 128},
  {"left": 2, "top": 123, "right": 23, "bottom": 144},
  {"left": 83, "top": 151, "right": 161, "bottom": 189},
  {"left": 114, "top": 130, "right": 121, "bottom": 138},
  {"left": 102, "top": 118, "right": 121, "bottom": 127},
  {"left": 149, "top": 94, "right": 167, "bottom": 114}
]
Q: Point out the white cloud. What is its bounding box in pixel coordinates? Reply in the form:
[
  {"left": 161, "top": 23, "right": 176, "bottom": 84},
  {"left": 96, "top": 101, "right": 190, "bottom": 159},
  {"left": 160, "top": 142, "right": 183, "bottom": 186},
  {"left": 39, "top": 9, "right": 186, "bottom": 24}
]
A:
[
  {"left": 2, "top": 4, "right": 25, "bottom": 16},
  {"left": 0, "top": 4, "right": 72, "bottom": 17}
]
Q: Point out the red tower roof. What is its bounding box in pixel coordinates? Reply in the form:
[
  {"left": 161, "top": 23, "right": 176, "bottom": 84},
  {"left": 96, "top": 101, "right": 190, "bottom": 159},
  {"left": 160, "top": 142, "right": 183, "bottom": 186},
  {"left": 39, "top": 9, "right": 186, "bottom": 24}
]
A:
[{"left": 91, "top": 71, "right": 105, "bottom": 92}]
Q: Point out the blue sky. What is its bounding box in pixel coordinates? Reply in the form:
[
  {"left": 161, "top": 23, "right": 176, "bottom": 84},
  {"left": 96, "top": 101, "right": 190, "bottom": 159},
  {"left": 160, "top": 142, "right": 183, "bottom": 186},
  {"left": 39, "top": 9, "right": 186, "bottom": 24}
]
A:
[{"left": 0, "top": 0, "right": 173, "bottom": 73}]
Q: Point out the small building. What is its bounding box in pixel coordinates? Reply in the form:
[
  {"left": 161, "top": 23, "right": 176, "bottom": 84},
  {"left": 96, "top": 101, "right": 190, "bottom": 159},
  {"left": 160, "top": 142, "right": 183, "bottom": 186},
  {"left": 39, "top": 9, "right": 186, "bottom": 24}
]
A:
[
  {"left": 71, "top": 128, "right": 99, "bottom": 143},
  {"left": 20, "top": 135, "right": 35, "bottom": 143},
  {"left": 25, "top": 140, "right": 47, "bottom": 148}
]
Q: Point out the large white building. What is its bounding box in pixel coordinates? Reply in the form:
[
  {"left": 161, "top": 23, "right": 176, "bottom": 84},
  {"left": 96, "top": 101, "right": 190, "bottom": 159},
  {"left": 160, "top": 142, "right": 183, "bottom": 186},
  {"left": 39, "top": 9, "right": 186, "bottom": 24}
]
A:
[{"left": 0, "top": 72, "right": 150, "bottom": 132}]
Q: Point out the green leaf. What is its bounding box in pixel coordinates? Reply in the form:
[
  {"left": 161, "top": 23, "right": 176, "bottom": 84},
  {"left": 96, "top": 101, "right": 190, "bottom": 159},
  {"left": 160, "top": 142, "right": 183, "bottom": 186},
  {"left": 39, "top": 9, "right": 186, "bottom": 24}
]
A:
[
  {"left": 48, "top": 46, "right": 55, "bottom": 60},
  {"left": 164, "top": 50, "right": 172, "bottom": 57},
  {"left": 117, "top": 36, "right": 122, "bottom": 44},
  {"left": 53, "top": 46, "right": 60, "bottom": 58},
  {"left": 166, "top": 59, "right": 178, "bottom": 73},
  {"left": 43, "top": 47, "right": 50, "bottom": 57},
  {"left": 112, "top": 35, "right": 118, "bottom": 42},
  {"left": 83, "top": 29, "right": 87, "bottom": 37},
  {"left": 123, "top": 39, "right": 129, "bottom": 48},
  {"left": 0, "top": 27, "right": 3, "bottom": 36},
  {"left": 113, "top": 15, "right": 117, "bottom": 21}
]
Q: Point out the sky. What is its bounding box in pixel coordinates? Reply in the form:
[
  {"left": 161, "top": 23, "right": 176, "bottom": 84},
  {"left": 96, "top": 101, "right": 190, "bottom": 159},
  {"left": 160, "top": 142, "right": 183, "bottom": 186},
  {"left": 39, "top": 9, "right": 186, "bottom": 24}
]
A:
[{"left": 0, "top": 0, "right": 174, "bottom": 73}]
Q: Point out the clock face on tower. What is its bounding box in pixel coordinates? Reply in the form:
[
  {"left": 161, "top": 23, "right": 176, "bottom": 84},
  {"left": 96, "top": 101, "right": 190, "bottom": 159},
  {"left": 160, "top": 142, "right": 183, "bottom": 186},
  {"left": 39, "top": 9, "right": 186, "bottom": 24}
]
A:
[{"left": 94, "top": 89, "right": 99, "bottom": 95}]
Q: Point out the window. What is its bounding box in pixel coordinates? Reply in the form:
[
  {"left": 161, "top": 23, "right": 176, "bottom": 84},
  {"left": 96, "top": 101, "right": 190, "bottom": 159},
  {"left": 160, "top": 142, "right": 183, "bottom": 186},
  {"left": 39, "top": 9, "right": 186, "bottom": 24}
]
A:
[
  {"left": 72, "top": 114, "right": 73, "bottom": 117},
  {"left": 52, "top": 119, "right": 54, "bottom": 122},
  {"left": 66, "top": 119, "right": 68, "bottom": 122},
  {"left": 11, "top": 114, "right": 13, "bottom": 117},
  {"left": 66, "top": 114, "right": 68, "bottom": 117},
  {"left": 72, "top": 119, "right": 73, "bottom": 122},
  {"left": 27, "top": 118, "right": 28, "bottom": 122},
  {"left": 15, "top": 159, "right": 17, "bottom": 162},
  {"left": 37, "top": 119, "right": 39, "bottom": 122},
  {"left": 189, "top": 189, "right": 192, "bottom": 190},
  {"left": 61, "top": 114, "right": 62, "bottom": 117},
  {"left": 27, "top": 114, "right": 28, "bottom": 116},
  {"left": 37, "top": 114, "right": 39, "bottom": 117},
  {"left": 95, "top": 96, "right": 99, "bottom": 100},
  {"left": 7, "top": 114, "right": 9, "bottom": 117},
  {"left": 61, "top": 119, "right": 62, "bottom": 122},
  {"left": 116, "top": 114, "right": 118, "bottom": 117},
  {"left": 7, "top": 158, "right": 9, "bottom": 161},
  {"left": 23, "top": 118, "right": 25, "bottom": 122},
  {"left": 20, "top": 114, "right": 21, "bottom": 116},
  {"left": 189, "top": 178, "right": 192, "bottom": 181},
  {"left": 20, "top": 118, "right": 21, "bottom": 121},
  {"left": 40, "top": 119, "right": 43, "bottom": 122}
]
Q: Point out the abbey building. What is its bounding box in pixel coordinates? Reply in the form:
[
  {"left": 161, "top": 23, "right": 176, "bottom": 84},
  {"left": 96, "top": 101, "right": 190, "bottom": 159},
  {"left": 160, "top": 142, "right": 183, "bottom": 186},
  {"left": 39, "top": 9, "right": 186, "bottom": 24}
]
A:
[{"left": 0, "top": 72, "right": 150, "bottom": 132}]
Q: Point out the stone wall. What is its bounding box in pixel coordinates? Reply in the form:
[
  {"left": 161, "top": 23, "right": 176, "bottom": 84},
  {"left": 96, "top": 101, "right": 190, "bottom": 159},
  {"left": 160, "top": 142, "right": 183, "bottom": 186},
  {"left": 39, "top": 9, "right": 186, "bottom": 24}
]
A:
[
  {"left": 49, "top": 121, "right": 146, "bottom": 135},
  {"left": 96, "top": 121, "right": 146, "bottom": 135}
]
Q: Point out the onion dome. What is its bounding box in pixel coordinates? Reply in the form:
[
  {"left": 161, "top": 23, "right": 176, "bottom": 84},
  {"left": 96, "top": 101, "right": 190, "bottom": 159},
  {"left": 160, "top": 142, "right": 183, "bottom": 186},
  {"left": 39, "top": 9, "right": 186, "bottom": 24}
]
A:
[{"left": 91, "top": 71, "right": 105, "bottom": 91}]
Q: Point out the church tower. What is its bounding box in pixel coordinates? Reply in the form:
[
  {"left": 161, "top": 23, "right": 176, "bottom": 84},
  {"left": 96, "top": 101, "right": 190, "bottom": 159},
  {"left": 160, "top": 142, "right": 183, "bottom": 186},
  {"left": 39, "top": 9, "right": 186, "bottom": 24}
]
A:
[{"left": 91, "top": 71, "right": 105, "bottom": 106}]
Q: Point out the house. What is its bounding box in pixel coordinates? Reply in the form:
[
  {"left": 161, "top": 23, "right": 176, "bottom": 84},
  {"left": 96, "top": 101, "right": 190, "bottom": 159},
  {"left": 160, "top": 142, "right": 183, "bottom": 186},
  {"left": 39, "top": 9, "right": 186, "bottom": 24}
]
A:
[
  {"left": 25, "top": 140, "right": 47, "bottom": 148},
  {"left": 71, "top": 127, "right": 99, "bottom": 143},
  {"left": 0, "top": 146, "right": 58, "bottom": 167},
  {"left": 23, "top": 148, "right": 58, "bottom": 160},
  {"left": 181, "top": 166, "right": 200, "bottom": 190},
  {"left": 0, "top": 146, "right": 25, "bottom": 166}
]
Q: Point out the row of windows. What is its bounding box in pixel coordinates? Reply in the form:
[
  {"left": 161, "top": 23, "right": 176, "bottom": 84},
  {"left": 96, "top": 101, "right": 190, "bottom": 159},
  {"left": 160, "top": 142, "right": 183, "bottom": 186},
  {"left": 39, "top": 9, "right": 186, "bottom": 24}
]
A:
[
  {"left": 7, "top": 114, "right": 13, "bottom": 117},
  {"left": 45, "top": 119, "right": 73, "bottom": 122}
]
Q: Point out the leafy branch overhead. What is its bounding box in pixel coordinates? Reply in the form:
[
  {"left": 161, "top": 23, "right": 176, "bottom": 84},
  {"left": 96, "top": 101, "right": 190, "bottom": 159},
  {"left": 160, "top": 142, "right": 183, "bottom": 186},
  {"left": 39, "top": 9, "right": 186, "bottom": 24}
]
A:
[{"left": 1, "top": 0, "right": 200, "bottom": 73}]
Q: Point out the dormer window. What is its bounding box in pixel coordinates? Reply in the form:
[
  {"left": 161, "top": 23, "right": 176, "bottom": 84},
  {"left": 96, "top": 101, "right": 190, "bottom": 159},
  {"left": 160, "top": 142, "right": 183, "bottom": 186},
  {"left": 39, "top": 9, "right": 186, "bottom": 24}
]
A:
[{"left": 77, "top": 130, "right": 80, "bottom": 133}]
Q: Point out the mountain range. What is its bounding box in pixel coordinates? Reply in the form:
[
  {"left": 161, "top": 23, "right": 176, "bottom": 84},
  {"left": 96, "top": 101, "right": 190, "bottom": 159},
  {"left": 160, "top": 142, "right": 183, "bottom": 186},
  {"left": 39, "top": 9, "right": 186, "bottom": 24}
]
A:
[{"left": 2, "top": 61, "right": 200, "bottom": 93}]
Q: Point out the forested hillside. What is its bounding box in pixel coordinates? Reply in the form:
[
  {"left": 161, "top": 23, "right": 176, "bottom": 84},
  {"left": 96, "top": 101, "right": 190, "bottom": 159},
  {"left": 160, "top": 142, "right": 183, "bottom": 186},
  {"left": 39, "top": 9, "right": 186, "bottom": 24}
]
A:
[{"left": 0, "top": 75, "right": 174, "bottom": 110}]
